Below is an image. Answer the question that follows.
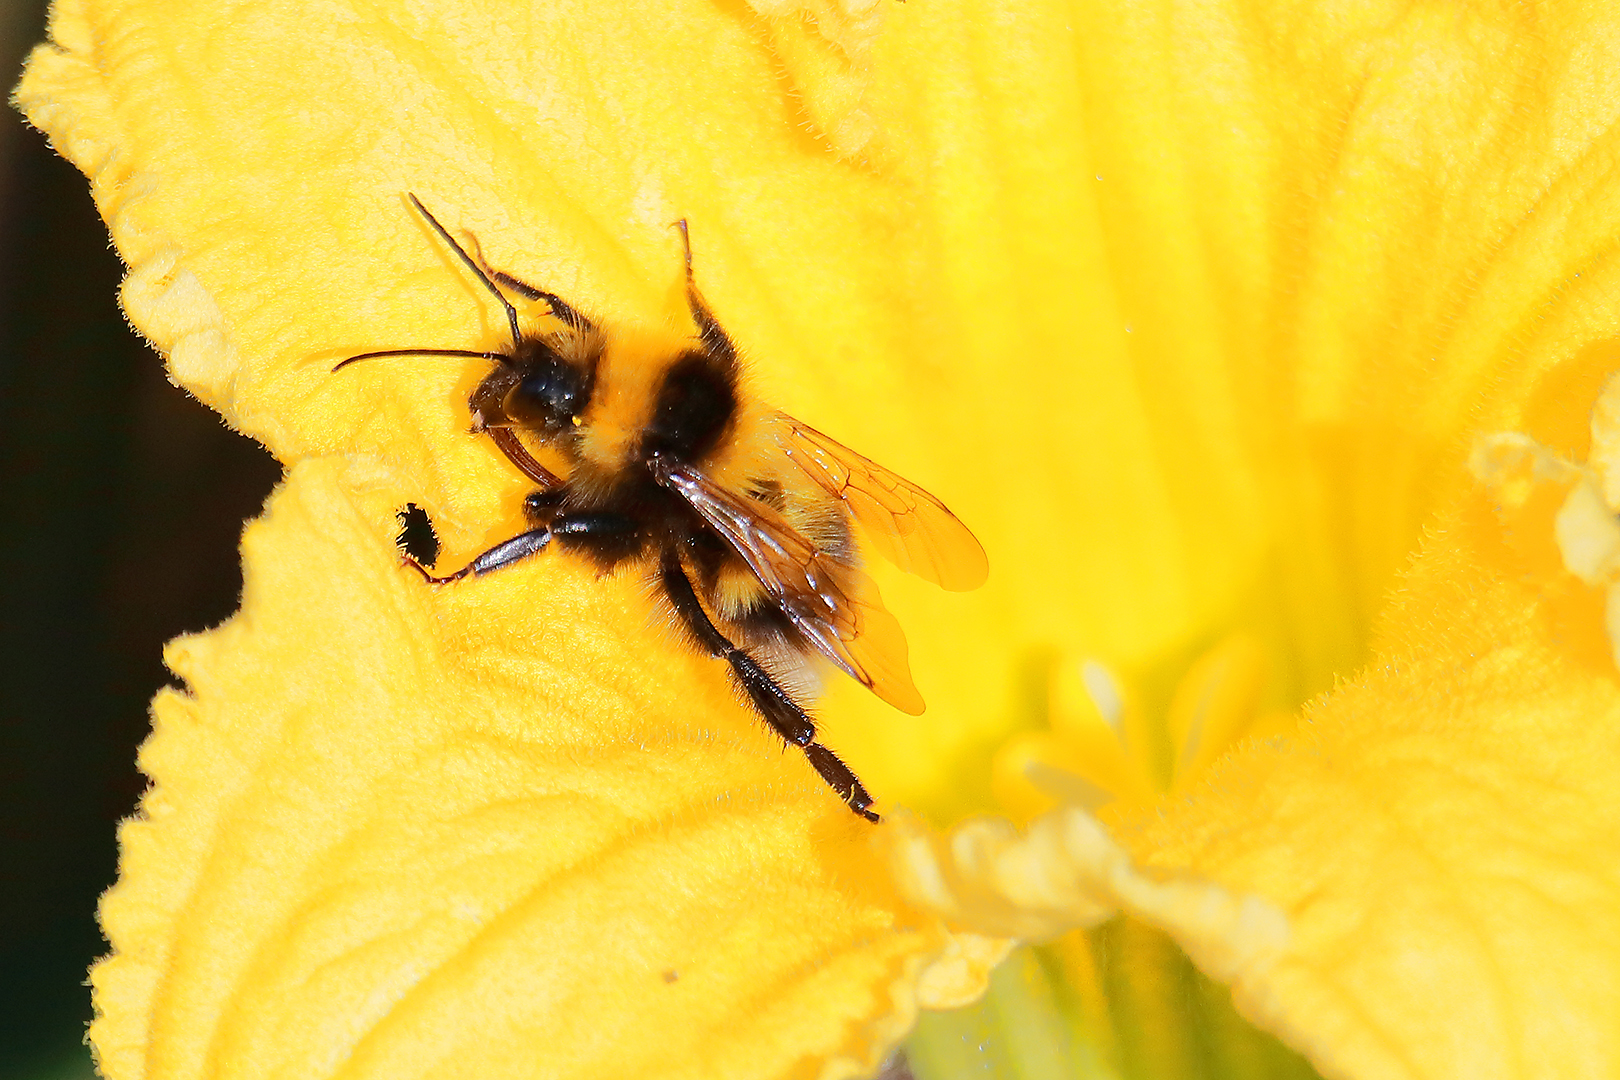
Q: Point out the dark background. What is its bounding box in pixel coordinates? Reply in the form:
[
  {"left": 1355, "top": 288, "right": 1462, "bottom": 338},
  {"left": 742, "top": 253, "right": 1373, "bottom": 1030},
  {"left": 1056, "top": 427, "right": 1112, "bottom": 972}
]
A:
[{"left": 1, "top": 3, "right": 283, "bottom": 1075}]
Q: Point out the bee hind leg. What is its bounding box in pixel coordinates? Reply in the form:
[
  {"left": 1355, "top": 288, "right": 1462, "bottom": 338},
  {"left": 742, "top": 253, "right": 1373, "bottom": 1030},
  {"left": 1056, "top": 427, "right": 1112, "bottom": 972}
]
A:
[
  {"left": 658, "top": 549, "right": 879, "bottom": 822},
  {"left": 802, "top": 744, "right": 880, "bottom": 824}
]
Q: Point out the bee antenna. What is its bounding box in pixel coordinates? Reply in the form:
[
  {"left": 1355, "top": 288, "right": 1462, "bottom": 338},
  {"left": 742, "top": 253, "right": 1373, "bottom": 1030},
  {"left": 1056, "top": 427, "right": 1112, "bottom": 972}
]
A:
[
  {"left": 332, "top": 348, "right": 512, "bottom": 374},
  {"left": 406, "top": 193, "right": 525, "bottom": 351}
]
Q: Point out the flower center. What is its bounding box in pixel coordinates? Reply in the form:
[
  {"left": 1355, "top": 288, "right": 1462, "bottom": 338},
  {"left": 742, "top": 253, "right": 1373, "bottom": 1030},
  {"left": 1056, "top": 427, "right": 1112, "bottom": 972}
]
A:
[{"left": 991, "top": 636, "right": 1295, "bottom": 819}]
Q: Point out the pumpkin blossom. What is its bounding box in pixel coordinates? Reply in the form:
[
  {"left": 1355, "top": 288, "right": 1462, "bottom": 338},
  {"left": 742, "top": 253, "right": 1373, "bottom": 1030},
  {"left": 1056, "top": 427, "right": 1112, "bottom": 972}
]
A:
[{"left": 17, "top": 0, "right": 1620, "bottom": 1077}]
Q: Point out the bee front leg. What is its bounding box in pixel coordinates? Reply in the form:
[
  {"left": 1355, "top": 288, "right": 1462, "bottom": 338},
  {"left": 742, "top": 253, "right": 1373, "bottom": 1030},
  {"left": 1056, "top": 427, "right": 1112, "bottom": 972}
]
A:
[
  {"left": 405, "top": 527, "right": 551, "bottom": 584},
  {"left": 487, "top": 269, "right": 594, "bottom": 336},
  {"left": 486, "top": 430, "right": 563, "bottom": 489}
]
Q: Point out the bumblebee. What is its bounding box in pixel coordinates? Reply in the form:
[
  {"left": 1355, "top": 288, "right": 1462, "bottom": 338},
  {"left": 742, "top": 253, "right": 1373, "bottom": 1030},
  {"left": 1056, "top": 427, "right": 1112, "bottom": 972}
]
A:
[{"left": 338, "top": 196, "right": 987, "bottom": 821}]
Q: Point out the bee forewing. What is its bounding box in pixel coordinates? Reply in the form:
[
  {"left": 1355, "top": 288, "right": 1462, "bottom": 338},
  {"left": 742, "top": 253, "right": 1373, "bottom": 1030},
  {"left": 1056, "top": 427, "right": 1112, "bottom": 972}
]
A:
[
  {"left": 773, "top": 416, "right": 988, "bottom": 591},
  {"left": 661, "top": 463, "right": 926, "bottom": 714}
]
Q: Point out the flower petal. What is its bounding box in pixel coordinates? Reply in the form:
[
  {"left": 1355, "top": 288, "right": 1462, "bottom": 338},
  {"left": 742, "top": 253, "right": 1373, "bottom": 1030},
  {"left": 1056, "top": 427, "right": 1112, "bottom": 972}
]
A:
[
  {"left": 1106, "top": 484, "right": 1620, "bottom": 1079},
  {"left": 896, "top": 465, "right": 1620, "bottom": 1079},
  {"left": 796, "top": 0, "right": 1620, "bottom": 816},
  {"left": 17, "top": 0, "right": 1004, "bottom": 819},
  {"left": 19, "top": 1, "right": 1017, "bottom": 1073},
  {"left": 92, "top": 457, "right": 973, "bottom": 1080},
  {"left": 13, "top": 0, "right": 935, "bottom": 554}
]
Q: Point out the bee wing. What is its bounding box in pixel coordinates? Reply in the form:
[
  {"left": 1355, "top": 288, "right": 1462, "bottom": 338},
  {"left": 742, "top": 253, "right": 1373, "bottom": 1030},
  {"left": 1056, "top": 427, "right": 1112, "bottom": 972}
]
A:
[
  {"left": 773, "top": 415, "right": 988, "bottom": 591},
  {"left": 661, "top": 463, "right": 926, "bottom": 715}
]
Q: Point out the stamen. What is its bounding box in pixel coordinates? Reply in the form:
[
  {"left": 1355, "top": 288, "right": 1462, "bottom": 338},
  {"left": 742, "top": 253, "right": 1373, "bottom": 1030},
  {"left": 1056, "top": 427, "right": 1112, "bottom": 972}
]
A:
[
  {"left": 1164, "top": 636, "right": 1268, "bottom": 786},
  {"left": 1080, "top": 659, "right": 1125, "bottom": 737},
  {"left": 990, "top": 657, "right": 1153, "bottom": 821},
  {"left": 991, "top": 646, "right": 1285, "bottom": 819},
  {"left": 1473, "top": 426, "right": 1620, "bottom": 672}
]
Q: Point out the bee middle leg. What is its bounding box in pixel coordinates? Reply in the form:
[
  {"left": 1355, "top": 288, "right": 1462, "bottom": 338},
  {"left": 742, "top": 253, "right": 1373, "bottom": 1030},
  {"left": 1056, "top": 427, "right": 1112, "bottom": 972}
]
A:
[
  {"left": 658, "top": 548, "right": 879, "bottom": 822},
  {"left": 671, "top": 220, "right": 738, "bottom": 369}
]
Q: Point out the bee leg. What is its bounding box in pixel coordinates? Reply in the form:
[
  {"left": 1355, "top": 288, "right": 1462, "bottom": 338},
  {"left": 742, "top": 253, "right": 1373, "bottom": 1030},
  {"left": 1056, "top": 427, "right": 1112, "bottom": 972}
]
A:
[
  {"left": 658, "top": 548, "right": 879, "bottom": 822},
  {"left": 488, "top": 428, "right": 564, "bottom": 489},
  {"left": 404, "top": 527, "right": 551, "bottom": 584},
  {"left": 671, "top": 220, "right": 738, "bottom": 369},
  {"left": 801, "top": 744, "right": 880, "bottom": 824},
  {"left": 484, "top": 268, "right": 595, "bottom": 337},
  {"left": 405, "top": 193, "right": 525, "bottom": 352},
  {"left": 522, "top": 489, "right": 566, "bottom": 523},
  {"left": 658, "top": 548, "right": 812, "bottom": 747}
]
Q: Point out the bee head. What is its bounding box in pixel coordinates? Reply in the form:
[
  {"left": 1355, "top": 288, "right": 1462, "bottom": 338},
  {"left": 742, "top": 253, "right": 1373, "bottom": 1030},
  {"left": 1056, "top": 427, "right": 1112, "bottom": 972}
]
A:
[{"left": 502, "top": 338, "right": 596, "bottom": 435}]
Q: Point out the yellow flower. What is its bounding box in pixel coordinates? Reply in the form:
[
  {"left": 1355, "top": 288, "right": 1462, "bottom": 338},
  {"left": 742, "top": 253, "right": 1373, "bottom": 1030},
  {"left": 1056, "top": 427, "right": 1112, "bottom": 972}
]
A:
[{"left": 17, "top": 0, "right": 1620, "bottom": 1078}]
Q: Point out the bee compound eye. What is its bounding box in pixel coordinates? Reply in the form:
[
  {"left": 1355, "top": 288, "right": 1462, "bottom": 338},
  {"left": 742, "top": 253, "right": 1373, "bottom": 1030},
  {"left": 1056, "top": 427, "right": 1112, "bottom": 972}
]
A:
[{"left": 503, "top": 358, "right": 585, "bottom": 432}]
